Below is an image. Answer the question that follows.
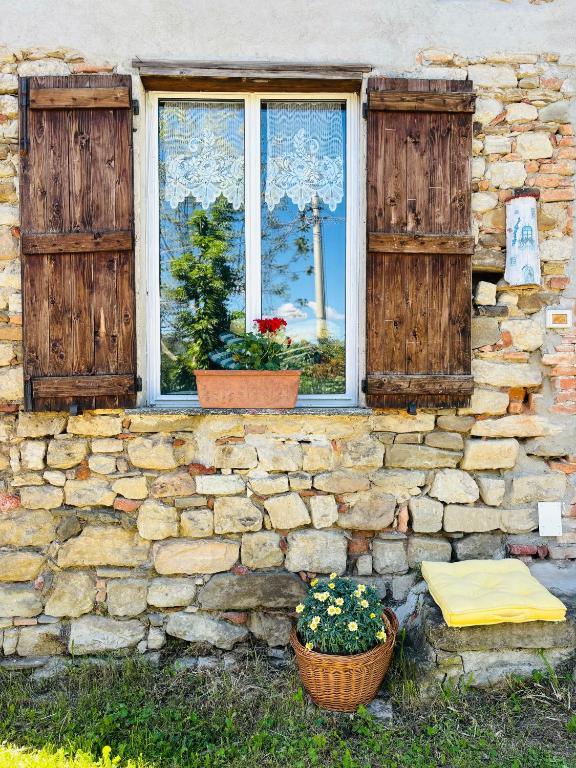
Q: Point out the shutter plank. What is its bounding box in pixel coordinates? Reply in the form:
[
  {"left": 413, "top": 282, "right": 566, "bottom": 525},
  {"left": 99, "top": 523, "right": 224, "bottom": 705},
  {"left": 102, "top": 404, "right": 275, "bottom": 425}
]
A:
[
  {"left": 368, "top": 234, "right": 474, "bottom": 254},
  {"left": 32, "top": 374, "right": 136, "bottom": 398},
  {"left": 368, "top": 90, "right": 476, "bottom": 113},
  {"left": 22, "top": 231, "right": 132, "bottom": 254},
  {"left": 30, "top": 87, "right": 130, "bottom": 109}
]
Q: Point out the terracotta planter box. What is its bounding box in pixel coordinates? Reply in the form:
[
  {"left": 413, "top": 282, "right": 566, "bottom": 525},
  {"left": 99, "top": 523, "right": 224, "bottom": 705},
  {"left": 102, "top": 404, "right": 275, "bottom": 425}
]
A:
[{"left": 194, "top": 369, "right": 301, "bottom": 409}]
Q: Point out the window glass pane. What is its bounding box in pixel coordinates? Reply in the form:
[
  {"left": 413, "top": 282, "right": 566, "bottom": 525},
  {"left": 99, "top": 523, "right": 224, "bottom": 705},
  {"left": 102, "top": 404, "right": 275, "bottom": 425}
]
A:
[
  {"left": 158, "top": 100, "right": 245, "bottom": 395},
  {"left": 261, "top": 101, "right": 347, "bottom": 395}
]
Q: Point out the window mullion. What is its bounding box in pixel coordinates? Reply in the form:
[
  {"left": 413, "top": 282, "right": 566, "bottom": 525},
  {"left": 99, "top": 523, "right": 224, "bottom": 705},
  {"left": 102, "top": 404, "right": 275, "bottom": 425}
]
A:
[{"left": 244, "top": 93, "right": 262, "bottom": 328}]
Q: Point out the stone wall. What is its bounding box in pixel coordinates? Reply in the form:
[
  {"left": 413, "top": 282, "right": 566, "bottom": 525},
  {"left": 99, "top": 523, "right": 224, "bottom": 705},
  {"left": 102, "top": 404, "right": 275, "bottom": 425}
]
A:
[{"left": 0, "top": 45, "right": 574, "bottom": 663}]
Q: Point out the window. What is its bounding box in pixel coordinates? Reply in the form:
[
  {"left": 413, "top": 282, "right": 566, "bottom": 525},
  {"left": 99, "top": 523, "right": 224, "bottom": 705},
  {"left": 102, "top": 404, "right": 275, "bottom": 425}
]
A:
[{"left": 147, "top": 92, "right": 359, "bottom": 407}]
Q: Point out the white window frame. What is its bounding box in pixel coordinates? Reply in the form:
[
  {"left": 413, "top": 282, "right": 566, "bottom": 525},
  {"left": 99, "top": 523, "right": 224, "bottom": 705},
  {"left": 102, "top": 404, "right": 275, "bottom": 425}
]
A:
[{"left": 146, "top": 90, "right": 360, "bottom": 408}]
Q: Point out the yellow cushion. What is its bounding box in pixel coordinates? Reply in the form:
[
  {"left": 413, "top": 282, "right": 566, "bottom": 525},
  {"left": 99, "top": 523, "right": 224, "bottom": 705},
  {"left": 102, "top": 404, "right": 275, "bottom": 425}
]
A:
[{"left": 421, "top": 559, "right": 567, "bottom": 627}]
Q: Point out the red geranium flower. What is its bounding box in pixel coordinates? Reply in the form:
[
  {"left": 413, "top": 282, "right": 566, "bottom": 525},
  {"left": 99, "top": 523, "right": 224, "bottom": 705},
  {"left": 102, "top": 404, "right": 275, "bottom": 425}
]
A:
[{"left": 254, "top": 317, "right": 287, "bottom": 334}]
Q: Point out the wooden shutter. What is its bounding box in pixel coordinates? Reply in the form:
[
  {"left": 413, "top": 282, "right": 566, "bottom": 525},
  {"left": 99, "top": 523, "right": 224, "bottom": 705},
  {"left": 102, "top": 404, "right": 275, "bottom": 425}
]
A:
[
  {"left": 365, "top": 77, "right": 475, "bottom": 408},
  {"left": 19, "top": 75, "right": 137, "bottom": 411}
]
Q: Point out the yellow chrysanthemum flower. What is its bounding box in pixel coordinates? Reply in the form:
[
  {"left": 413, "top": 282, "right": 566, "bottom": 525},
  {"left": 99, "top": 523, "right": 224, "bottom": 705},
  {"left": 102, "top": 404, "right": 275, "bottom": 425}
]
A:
[
  {"left": 295, "top": 603, "right": 305, "bottom": 614},
  {"left": 328, "top": 582, "right": 335, "bottom": 589},
  {"left": 309, "top": 616, "right": 321, "bottom": 631},
  {"left": 376, "top": 629, "right": 387, "bottom": 641},
  {"left": 360, "top": 599, "right": 369, "bottom": 608},
  {"left": 329, "top": 572, "right": 337, "bottom": 579},
  {"left": 334, "top": 606, "right": 341, "bottom": 615},
  {"left": 370, "top": 612, "right": 376, "bottom": 619},
  {"left": 348, "top": 621, "right": 358, "bottom": 632},
  {"left": 335, "top": 597, "right": 344, "bottom": 606},
  {"left": 310, "top": 578, "right": 318, "bottom": 587},
  {"left": 315, "top": 591, "right": 329, "bottom": 602},
  {"left": 305, "top": 642, "right": 313, "bottom": 650},
  {"left": 357, "top": 584, "right": 366, "bottom": 593},
  {"left": 327, "top": 605, "right": 338, "bottom": 616},
  {"left": 353, "top": 589, "right": 361, "bottom": 598}
]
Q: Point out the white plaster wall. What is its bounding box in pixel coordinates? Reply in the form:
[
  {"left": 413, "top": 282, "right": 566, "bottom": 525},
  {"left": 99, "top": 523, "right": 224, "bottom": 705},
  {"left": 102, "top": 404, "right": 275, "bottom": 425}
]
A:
[{"left": 3, "top": 0, "right": 575, "bottom": 69}]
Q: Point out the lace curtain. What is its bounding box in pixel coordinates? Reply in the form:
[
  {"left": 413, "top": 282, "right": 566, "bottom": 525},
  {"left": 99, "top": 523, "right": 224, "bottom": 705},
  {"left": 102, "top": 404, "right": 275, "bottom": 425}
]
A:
[
  {"left": 160, "top": 100, "right": 244, "bottom": 210},
  {"left": 264, "top": 101, "right": 344, "bottom": 212}
]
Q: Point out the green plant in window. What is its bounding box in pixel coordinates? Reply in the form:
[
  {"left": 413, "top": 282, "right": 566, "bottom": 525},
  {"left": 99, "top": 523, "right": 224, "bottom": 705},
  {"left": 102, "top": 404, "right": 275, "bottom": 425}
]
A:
[{"left": 166, "top": 197, "right": 240, "bottom": 386}]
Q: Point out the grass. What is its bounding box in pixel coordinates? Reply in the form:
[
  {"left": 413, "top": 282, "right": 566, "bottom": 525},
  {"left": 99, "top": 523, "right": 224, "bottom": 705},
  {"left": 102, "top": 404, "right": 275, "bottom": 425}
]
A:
[{"left": 0, "top": 653, "right": 574, "bottom": 768}]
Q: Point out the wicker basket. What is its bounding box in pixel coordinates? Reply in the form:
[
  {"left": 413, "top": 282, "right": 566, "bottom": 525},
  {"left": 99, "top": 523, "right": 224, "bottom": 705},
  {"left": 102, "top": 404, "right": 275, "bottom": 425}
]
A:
[{"left": 290, "top": 608, "right": 398, "bottom": 712}]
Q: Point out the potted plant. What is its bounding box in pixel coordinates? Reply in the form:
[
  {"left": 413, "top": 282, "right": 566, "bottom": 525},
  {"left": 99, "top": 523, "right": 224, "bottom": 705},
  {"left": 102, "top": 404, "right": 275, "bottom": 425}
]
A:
[
  {"left": 290, "top": 575, "right": 398, "bottom": 712},
  {"left": 195, "top": 318, "right": 307, "bottom": 408}
]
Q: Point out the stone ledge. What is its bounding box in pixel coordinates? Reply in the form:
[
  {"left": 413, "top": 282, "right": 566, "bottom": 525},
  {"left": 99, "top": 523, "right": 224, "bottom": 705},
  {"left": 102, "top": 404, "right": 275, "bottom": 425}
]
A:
[{"left": 126, "top": 407, "right": 373, "bottom": 416}]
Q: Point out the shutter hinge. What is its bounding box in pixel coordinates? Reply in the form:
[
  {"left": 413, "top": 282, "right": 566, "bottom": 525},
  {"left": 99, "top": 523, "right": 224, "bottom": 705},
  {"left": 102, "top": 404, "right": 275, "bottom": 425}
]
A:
[
  {"left": 132, "top": 99, "right": 140, "bottom": 115},
  {"left": 19, "top": 77, "right": 30, "bottom": 156},
  {"left": 362, "top": 102, "right": 368, "bottom": 120},
  {"left": 361, "top": 378, "right": 367, "bottom": 394},
  {"left": 407, "top": 403, "right": 417, "bottom": 415},
  {"left": 135, "top": 375, "right": 142, "bottom": 392}
]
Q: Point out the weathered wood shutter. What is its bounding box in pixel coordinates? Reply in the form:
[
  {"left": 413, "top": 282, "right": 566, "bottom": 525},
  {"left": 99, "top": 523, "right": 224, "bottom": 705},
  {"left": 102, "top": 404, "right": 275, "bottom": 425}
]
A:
[
  {"left": 365, "top": 77, "right": 475, "bottom": 408},
  {"left": 19, "top": 75, "right": 137, "bottom": 411}
]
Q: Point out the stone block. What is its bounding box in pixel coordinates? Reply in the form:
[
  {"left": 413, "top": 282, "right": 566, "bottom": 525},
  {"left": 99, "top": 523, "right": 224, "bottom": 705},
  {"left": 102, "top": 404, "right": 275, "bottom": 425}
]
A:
[
  {"left": 408, "top": 497, "right": 444, "bottom": 533},
  {"left": 46, "top": 438, "right": 88, "bottom": 469},
  {"left": 44, "top": 572, "right": 95, "bottom": 617},
  {"left": 127, "top": 436, "right": 178, "bottom": 470},
  {"left": 453, "top": 533, "right": 506, "bottom": 560},
  {"left": 248, "top": 612, "right": 291, "bottom": 647},
  {"left": 500, "top": 319, "right": 543, "bottom": 352},
  {"left": 288, "top": 472, "right": 312, "bottom": 490},
  {"left": 17, "top": 413, "right": 67, "bottom": 438},
  {"left": 256, "top": 441, "right": 302, "bottom": 471},
  {"left": 458, "top": 388, "right": 509, "bottom": 416},
  {"left": 472, "top": 192, "right": 498, "bottom": 213},
  {"left": 92, "top": 438, "right": 123, "bottom": 453},
  {"left": 16, "top": 624, "right": 64, "bottom": 657},
  {"left": 477, "top": 475, "right": 506, "bottom": 506},
  {"left": 195, "top": 473, "right": 245, "bottom": 496},
  {"left": 524, "top": 433, "right": 575, "bottom": 457},
  {"left": 199, "top": 571, "right": 306, "bottom": 609},
  {"left": 20, "top": 440, "right": 46, "bottom": 471},
  {"left": 337, "top": 489, "right": 396, "bottom": 530},
  {"left": 444, "top": 504, "right": 501, "bottom": 532},
  {"left": 472, "top": 360, "right": 542, "bottom": 388},
  {"left": 460, "top": 648, "right": 573, "bottom": 687},
  {"left": 0, "top": 366, "right": 23, "bottom": 400},
  {"left": 424, "top": 432, "right": 464, "bottom": 451},
  {"left": 313, "top": 469, "right": 370, "bottom": 493},
  {"left": 302, "top": 444, "right": 334, "bottom": 472},
  {"left": 370, "top": 469, "right": 426, "bottom": 499},
  {"left": 248, "top": 473, "right": 289, "bottom": 495},
  {"left": 57, "top": 526, "right": 150, "bottom": 568},
  {"left": 284, "top": 529, "right": 347, "bottom": 574},
  {"left": 471, "top": 317, "right": 500, "bottom": 348},
  {"left": 213, "top": 444, "right": 257, "bottom": 469},
  {"left": 264, "top": 492, "right": 311, "bottom": 529},
  {"left": 372, "top": 539, "right": 408, "bottom": 574},
  {"left": 340, "top": 436, "right": 385, "bottom": 469},
  {"left": 64, "top": 478, "right": 115, "bottom": 507},
  {"left": 356, "top": 554, "right": 373, "bottom": 576},
  {"left": 180, "top": 508, "right": 214, "bottom": 538},
  {"left": 0, "top": 552, "right": 44, "bottom": 582},
  {"left": 153, "top": 539, "right": 239, "bottom": 575},
  {"left": 474, "top": 97, "right": 503, "bottom": 126},
  {"left": 309, "top": 494, "right": 339, "bottom": 529},
  {"left": 112, "top": 476, "right": 148, "bottom": 499},
  {"left": 68, "top": 615, "right": 145, "bottom": 654},
  {"left": 0, "top": 510, "right": 56, "bottom": 547},
  {"left": 150, "top": 469, "right": 196, "bottom": 498},
  {"left": 487, "top": 160, "right": 526, "bottom": 189},
  {"left": 166, "top": 612, "right": 248, "bottom": 650},
  {"left": 484, "top": 135, "right": 512, "bottom": 155},
  {"left": 460, "top": 438, "right": 519, "bottom": 470},
  {"left": 147, "top": 627, "right": 166, "bottom": 650},
  {"left": 471, "top": 415, "right": 553, "bottom": 439},
  {"left": 510, "top": 473, "right": 567, "bottom": 504},
  {"left": 370, "top": 412, "right": 435, "bottom": 433},
  {"left": 0, "top": 584, "right": 42, "bottom": 618},
  {"left": 505, "top": 102, "right": 538, "bottom": 122},
  {"left": 430, "top": 470, "right": 480, "bottom": 504},
  {"left": 385, "top": 445, "right": 461, "bottom": 469},
  {"left": 475, "top": 282, "right": 497, "bottom": 306},
  {"left": 468, "top": 64, "right": 517, "bottom": 88},
  {"left": 147, "top": 577, "right": 197, "bottom": 608},
  {"left": 214, "top": 497, "right": 263, "bottom": 534},
  {"left": 241, "top": 530, "right": 284, "bottom": 569},
  {"left": 436, "top": 415, "right": 475, "bottom": 433},
  {"left": 20, "top": 485, "right": 63, "bottom": 509},
  {"left": 407, "top": 536, "right": 452, "bottom": 567},
  {"left": 68, "top": 414, "right": 122, "bottom": 437},
  {"left": 137, "top": 499, "right": 179, "bottom": 540},
  {"left": 516, "top": 132, "right": 554, "bottom": 160},
  {"left": 500, "top": 508, "right": 538, "bottom": 534},
  {"left": 107, "top": 578, "right": 148, "bottom": 617},
  {"left": 87, "top": 455, "right": 116, "bottom": 475},
  {"left": 540, "top": 238, "right": 573, "bottom": 262}
]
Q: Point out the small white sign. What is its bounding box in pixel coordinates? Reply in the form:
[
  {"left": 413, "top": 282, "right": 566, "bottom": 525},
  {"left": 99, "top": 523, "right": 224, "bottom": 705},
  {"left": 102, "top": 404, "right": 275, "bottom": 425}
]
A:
[
  {"left": 538, "top": 502, "right": 563, "bottom": 537},
  {"left": 546, "top": 308, "right": 573, "bottom": 330}
]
